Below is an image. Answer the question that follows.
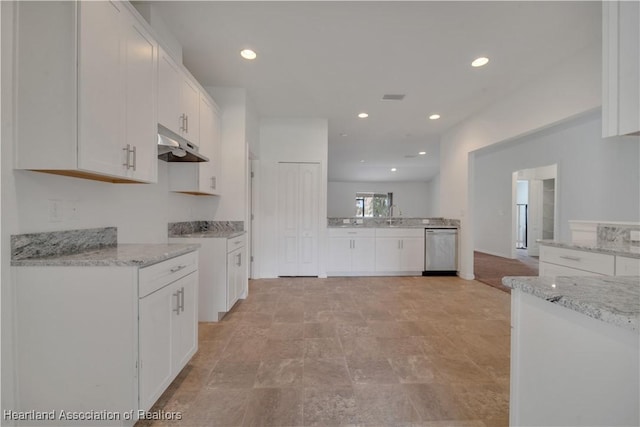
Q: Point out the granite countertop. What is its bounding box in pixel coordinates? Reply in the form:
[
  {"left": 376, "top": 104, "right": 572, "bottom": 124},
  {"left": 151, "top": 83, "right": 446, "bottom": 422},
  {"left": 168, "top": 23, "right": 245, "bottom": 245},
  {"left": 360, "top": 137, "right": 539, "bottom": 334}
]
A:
[
  {"left": 169, "top": 230, "right": 246, "bottom": 239},
  {"left": 502, "top": 275, "right": 640, "bottom": 332},
  {"left": 327, "top": 224, "right": 458, "bottom": 229},
  {"left": 11, "top": 243, "right": 200, "bottom": 267},
  {"left": 538, "top": 239, "right": 640, "bottom": 259}
]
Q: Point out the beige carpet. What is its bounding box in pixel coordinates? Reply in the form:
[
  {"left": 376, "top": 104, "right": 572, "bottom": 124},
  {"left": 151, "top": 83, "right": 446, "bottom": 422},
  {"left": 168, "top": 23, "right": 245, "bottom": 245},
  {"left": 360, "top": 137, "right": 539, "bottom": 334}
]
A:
[{"left": 474, "top": 251, "right": 538, "bottom": 293}]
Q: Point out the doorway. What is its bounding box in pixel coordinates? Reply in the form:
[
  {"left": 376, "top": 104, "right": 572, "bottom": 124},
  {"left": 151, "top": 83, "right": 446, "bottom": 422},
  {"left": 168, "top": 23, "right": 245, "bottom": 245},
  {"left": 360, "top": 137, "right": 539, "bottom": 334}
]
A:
[{"left": 512, "top": 165, "right": 557, "bottom": 258}]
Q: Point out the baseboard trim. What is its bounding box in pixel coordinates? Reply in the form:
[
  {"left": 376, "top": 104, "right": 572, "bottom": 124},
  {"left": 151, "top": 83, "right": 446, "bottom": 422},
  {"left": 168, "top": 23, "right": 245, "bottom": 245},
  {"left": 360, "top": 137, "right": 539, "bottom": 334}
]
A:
[{"left": 475, "top": 249, "right": 514, "bottom": 259}]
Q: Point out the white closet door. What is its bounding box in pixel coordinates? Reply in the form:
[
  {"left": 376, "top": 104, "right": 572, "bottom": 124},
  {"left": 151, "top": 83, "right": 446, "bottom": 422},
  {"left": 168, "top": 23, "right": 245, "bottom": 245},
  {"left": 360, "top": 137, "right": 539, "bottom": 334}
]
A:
[
  {"left": 278, "top": 163, "right": 301, "bottom": 276},
  {"left": 298, "top": 163, "right": 319, "bottom": 275},
  {"left": 277, "top": 162, "right": 320, "bottom": 276}
]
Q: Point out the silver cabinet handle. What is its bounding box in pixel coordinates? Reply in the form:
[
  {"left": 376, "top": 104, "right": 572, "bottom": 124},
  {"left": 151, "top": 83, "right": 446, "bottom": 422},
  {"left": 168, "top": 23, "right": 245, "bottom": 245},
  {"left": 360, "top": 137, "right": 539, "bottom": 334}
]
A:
[
  {"left": 352, "top": 240, "right": 356, "bottom": 249},
  {"left": 185, "top": 115, "right": 189, "bottom": 133},
  {"left": 173, "top": 290, "right": 180, "bottom": 315},
  {"left": 179, "top": 287, "right": 185, "bottom": 313},
  {"left": 236, "top": 253, "right": 242, "bottom": 266},
  {"left": 211, "top": 176, "right": 216, "bottom": 189},
  {"left": 122, "top": 145, "right": 135, "bottom": 170},
  {"left": 123, "top": 144, "right": 130, "bottom": 168},
  {"left": 179, "top": 114, "right": 186, "bottom": 132},
  {"left": 559, "top": 255, "right": 581, "bottom": 262},
  {"left": 170, "top": 264, "right": 187, "bottom": 273}
]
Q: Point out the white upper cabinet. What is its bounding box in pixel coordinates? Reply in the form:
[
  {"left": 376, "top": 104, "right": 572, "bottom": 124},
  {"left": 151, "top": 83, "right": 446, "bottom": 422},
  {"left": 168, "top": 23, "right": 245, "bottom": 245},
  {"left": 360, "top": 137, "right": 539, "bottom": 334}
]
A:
[
  {"left": 602, "top": 0, "right": 640, "bottom": 137},
  {"left": 14, "top": 1, "right": 158, "bottom": 183},
  {"left": 198, "top": 94, "right": 221, "bottom": 193},
  {"left": 158, "top": 47, "right": 200, "bottom": 145},
  {"left": 168, "top": 93, "right": 221, "bottom": 195}
]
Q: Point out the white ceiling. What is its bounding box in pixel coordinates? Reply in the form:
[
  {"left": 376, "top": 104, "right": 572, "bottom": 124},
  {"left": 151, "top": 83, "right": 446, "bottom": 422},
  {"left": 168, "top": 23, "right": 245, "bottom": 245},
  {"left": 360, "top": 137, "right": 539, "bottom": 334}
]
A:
[{"left": 147, "top": 1, "right": 601, "bottom": 183}]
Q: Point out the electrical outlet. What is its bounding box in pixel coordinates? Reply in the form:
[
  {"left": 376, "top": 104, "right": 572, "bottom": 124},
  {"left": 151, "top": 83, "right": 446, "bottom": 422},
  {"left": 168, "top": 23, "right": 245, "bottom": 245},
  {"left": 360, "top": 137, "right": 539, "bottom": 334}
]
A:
[
  {"left": 422, "top": 219, "right": 430, "bottom": 224},
  {"left": 356, "top": 219, "right": 363, "bottom": 224},
  {"left": 343, "top": 219, "right": 350, "bottom": 224}
]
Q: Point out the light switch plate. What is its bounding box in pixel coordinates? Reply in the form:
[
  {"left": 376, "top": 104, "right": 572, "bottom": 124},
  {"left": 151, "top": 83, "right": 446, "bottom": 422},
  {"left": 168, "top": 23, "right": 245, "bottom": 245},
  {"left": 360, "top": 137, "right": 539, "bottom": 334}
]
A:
[
  {"left": 343, "top": 219, "right": 350, "bottom": 224},
  {"left": 422, "top": 219, "right": 430, "bottom": 224},
  {"left": 356, "top": 219, "right": 363, "bottom": 224}
]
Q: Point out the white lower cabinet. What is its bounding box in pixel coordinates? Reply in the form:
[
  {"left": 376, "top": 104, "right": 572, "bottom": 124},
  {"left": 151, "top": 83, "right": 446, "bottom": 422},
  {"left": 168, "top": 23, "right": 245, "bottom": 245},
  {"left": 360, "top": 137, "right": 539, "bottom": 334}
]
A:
[
  {"left": 326, "top": 228, "right": 375, "bottom": 275},
  {"left": 375, "top": 228, "right": 424, "bottom": 274},
  {"left": 13, "top": 251, "right": 198, "bottom": 426},
  {"left": 138, "top": 256, "right": 198, "bottom": 412},
  {"left": 326, "top": 227, "right": 424, "bottom": 276},
  {"left": 539, "top": 244, "right": 638, "bottom": 277},
  {"left": 169, "top": 234, "right": 247, "bottom": 321}
]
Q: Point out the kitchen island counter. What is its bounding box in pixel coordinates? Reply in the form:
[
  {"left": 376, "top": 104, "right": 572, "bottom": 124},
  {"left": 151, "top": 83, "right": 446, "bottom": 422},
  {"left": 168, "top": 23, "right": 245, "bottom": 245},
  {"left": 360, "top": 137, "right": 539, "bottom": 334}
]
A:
[
  {"left": 503, "top": 274, "right": 639, "bottom": 426},
  {"left": 502, "top": 275, "right": 639, "bottom": 332}
]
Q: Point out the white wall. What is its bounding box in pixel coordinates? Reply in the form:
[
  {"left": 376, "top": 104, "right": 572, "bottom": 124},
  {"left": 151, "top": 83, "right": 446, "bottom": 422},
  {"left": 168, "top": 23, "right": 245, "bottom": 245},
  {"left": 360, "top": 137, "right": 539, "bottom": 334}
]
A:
[
  {"left": 439, "top": 43, "right": 602, "bottom": 279},
  {"left": 426, "top": 173, "right": 441, "bottom": 217},
  {"left": 327, "top": 181, "right": 432, "bottom": 218},
  {"left": 474, "top": 111, "right": 640, "bottom": 258},
  {"left": 256, "top": 118, "right": 328, "bottom": 279}
]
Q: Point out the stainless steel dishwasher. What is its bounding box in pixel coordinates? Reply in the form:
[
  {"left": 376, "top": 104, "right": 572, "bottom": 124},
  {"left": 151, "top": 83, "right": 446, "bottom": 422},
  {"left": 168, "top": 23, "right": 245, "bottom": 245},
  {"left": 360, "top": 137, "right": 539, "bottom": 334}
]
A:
[{"left": 422, "top": 227, "right": 458, "bottom": 276}]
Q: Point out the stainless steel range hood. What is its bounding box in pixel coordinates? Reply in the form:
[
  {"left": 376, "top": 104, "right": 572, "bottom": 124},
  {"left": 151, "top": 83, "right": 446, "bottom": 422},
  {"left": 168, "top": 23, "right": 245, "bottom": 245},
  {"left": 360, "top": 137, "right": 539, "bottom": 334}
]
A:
[{"left": 157, "top": 125, "right": 209, "bottom": 163}]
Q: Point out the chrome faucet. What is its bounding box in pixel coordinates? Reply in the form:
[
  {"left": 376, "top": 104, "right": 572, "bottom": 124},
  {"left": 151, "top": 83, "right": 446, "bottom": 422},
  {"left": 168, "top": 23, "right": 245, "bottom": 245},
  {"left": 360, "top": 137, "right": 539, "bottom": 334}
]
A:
[{"left": 387, "top": 204, "right": 402, "bottom": 225}]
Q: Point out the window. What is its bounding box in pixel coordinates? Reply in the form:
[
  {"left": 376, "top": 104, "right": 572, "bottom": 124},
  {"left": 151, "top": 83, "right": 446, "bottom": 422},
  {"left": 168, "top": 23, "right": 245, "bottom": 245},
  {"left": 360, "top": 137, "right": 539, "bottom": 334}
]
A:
[{"left": 355, "top": 192, "right": 393, "bottom": 217}]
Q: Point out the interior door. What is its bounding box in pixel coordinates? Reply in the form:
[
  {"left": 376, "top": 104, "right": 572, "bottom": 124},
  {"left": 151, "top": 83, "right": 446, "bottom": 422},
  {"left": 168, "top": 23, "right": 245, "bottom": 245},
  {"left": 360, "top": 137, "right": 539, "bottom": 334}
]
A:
[
  {"left": 527, "top": 180, "right": 543, "bottom": 256},
  {"left": 277, "top": 162, "right": 320, "bottom": 276}
]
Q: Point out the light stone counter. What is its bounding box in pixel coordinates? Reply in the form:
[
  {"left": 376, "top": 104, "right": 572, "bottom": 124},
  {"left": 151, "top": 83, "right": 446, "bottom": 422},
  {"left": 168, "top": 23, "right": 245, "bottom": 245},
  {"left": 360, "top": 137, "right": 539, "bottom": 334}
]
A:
[
  {"left": 11, "top": 243, "right": 200, "bottom": 267},
  {"left": 168, "top": 220, "right": 245, "bottom": 239},
  {"left": 538, "top": 239, "right": 640, "bottom": 259},
  {"left": 502, "top": 275, "right": 640, "bottom": 332}
]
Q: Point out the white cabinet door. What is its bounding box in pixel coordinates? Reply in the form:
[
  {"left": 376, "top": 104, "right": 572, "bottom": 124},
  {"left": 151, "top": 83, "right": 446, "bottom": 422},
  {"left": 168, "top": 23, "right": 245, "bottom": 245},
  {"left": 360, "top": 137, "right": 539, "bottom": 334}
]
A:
[
  {"left": 171, "top": 272, "right": 198, "bottom": 375},
  {"left": 139, "top": 281, "right": 173, "bottom": 412},
  {"left": 180, "top": 76, "right": 200, "bottom": 145},
  {"left": 327, "top": 237, "right": 352, "bottom": 273},
  {"left": 352, "top": 237, "right": 376, "bottom": 272},
  {"left": 197, "top": 94, "right": 220, "bottom": 193},
  {"left": 158, "top": 48, "right": 182, "bottom": 135},
  {"left": 539, "top": 262, "right": 604, "bottom": 277},
  {"left": 400, "top": 237, "right": 424, "bottom": 271},
  {"left": 375, "top": 237, "right": 401, "bottom": 272},
  {"left": 236, "top": 247, "right": 247, "bottom": 300},
  {"left": 77, "top": 0, "right": 124, "bottom": 177},
  {"left": 123, "top": 16, "right": 157, "bottom": 183},
  {"left": 603, "top": 1, "right": 640, "bottom": 137},
  {"left": 227, "top": 249, "right": 240, "bottom": 310}
]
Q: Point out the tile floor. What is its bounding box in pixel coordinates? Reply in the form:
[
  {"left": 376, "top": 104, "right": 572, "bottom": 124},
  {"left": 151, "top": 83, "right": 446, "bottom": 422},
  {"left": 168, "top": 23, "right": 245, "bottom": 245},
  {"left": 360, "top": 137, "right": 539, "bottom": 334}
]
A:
[{"left": 137, "top": 276, "right": 511, "bottom": 427}]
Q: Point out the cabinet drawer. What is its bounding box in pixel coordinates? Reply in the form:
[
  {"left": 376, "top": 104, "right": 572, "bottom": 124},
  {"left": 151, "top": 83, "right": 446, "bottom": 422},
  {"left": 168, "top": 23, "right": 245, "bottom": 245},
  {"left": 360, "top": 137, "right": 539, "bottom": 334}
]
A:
[
  {"left": 375, "top": 228, "right": 424, "bottom": 238},
  {"left": 328, "top": 228, "right": 376, "bottom": 238},
  {"left": 139, "top": 251, "right": 198, "bottom": 298},
  {"left": 227, "top": 234, "right": 246, "bottom": 252},
  {"left": 615, "top": 256, "right": 640, "bottom": 276},
  {"left": 540, "top": 246, "right": 614, "bottom": 275},
  {"left": 539, "top": 261, "right": 605, "bottom": 277}
]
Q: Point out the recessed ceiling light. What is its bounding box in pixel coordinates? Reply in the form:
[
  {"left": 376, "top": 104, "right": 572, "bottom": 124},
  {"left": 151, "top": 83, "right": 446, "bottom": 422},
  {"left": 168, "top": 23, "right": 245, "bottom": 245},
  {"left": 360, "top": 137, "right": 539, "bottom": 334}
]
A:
[
  {"left": 471, "top": 57, "right": 489, "bottom": 67},
  {"left": 360, "top": 160, "right": 365, "bottom": 163},
  {"left": 429, "top": 114, "right": 440, "bottom": 120},
  {"left": 391, "top": 168, "right": 397, "bottom": 172},
  {"left": 240, "top": 49, "right": 257, "bottom": 60},
  {"left": 340, "top": 133, "right": 348, "bottom": 137},
  {"left": 419, "top": 151, "right": 427, "bottom": 155},
  {"left": 358, "top": 112, "right": 369, "bottom": 118}
]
